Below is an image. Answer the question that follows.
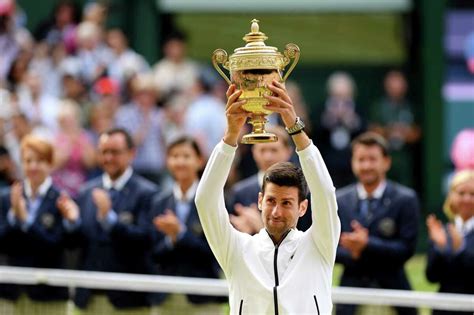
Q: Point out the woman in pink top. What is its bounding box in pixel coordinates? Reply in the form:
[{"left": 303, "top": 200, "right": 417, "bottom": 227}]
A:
[{"left": 53, "top": 100, "right": 96, "bottom": 197}]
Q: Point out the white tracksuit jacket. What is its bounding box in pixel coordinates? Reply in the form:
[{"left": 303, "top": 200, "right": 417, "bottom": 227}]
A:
[{"left": 195, "top": 141, "right": 340, "bottom": 315}]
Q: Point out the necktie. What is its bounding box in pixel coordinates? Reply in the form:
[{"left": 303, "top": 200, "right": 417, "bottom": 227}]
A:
[
  {"left": 360, "top": 198, "right": 377, "bottom": 221},
  {"left": 109, "top": 188, "right": 119, "bottom": 206}
]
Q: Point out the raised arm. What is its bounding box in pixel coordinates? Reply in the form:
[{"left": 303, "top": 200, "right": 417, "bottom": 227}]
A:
[
  {"left": 195, "top": 84, "right": 250, "bottom": 272},
  {"left": 265, "top": 80, "right": 341, "bottom": 264}
]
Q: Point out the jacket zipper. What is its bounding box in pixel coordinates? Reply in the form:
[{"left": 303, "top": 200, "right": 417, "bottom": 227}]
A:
[
  {"left": 239, "top": 299, "right": 243, "bottom": 315},
  {"left": 272, "top": 230, "right": 291, "bottom": 315},
  {"left": 273, "top": 246, "right": 279, "bottom": 315},
  {"left": 314, "top": 295, "right": 320, "bottom": 315}
]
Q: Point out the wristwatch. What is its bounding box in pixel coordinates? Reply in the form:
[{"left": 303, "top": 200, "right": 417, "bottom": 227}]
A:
[{"left": 285, "top": 117, "right": 305, "bottom": 136}]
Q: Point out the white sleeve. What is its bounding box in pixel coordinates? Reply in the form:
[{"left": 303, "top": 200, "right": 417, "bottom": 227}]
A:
[
  {"left": 298, "top": 142, "right": 341, "bottom": 264},
  {"left": 195, "top": 141, "right": 242, "bottom": 274}
]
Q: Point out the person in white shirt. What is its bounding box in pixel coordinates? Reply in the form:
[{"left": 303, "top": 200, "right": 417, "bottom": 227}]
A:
[{"left": 195, "top": 79, "right": 341, "bottom": 315}]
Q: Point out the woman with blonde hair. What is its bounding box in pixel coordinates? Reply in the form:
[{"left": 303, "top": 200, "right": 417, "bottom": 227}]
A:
[
  {"left": 426, "top": 169, "right": 474, "bottom": 315},
  {"left": 0, "top": 135, "right": 69, "bottom": 315}
]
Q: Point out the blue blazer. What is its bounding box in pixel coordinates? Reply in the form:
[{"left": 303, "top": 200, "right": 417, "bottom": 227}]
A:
[
  {"left": 0, "top": 185, "right": 69, "bottom": 302},
  {"left": 335, "top": 181, "right": 420, "bottom": 289},
  {"left": 69, "top": 173, "right": 161, "bottom": 309},
  {"left": 151, "top": 189, "right": 225, "bottom": 304},
  {"left": 426, "top": 227, "right": 474, "bottom": 315},
  {"left": 227, "top": 174, "right": 313, "bottom": 231}
]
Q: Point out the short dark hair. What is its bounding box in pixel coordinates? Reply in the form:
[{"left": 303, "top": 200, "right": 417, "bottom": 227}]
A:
[
  {"left": 101, "top": 128, "right": 135, "bottom": 149},
  {"left": 166, "top": 135, "right": 202, "bottom": 158},
  {"left": 262, "top": 162, "right": 308, "bottom": 203},
  {"left": 351, "top": 131, "right": 389, "bottom": 157}
]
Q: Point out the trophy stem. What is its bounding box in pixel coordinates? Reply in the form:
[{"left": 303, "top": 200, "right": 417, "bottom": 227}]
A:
[{"left": 241, "top": 115, "right": 278, "bottom": 144}]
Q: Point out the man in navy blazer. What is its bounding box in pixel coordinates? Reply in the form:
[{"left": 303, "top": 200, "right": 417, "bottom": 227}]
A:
[
  {"left": 227, "top": 126, "right": 312, "bottom": 233},
  {"left": 335, "top": 132, "right": 420, "bottom": 315},
  {"left": 58, "top": 128, "right": 161, "bottom": 314}
]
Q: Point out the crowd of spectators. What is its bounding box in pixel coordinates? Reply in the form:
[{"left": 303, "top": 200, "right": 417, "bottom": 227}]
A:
[{"left": 0, "top": 1, "right": 473, "bottom": 315}]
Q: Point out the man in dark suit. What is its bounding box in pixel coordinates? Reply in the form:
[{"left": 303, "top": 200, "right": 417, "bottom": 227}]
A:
[
  {"left": 335, "top": 131, "right": 420, "bottom": 315},
  {"left": 227, "top": 126, "right": 312, "bottom": 233},
  {"left": 58, "top": 128, "right": 160, "bottom": 315}
]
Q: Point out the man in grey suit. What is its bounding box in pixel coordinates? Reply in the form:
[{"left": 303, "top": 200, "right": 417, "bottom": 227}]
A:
[{"left": 335, "top": 131, "right": 420, "bottom": 315}]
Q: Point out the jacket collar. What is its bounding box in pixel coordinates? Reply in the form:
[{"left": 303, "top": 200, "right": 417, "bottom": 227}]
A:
[{"left": 24, "top": 177, "right": 52, "bottom": 199}]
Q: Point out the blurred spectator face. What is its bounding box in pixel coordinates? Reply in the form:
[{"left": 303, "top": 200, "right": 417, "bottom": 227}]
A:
[
  {"left": 384, "top": 71, "right": 407, "bottom": 101},
  {"left": 132, "top": 74, "right": 158, "bottom": 107},
  {"left": 11, "top": 114, "right": 30, "bottom": 138},
  {"left": 106, "top": 29, "right": 127, "bottom": 52},
  {"left": 328, "top": 73, "right": 354, "bottom": 102},
  {"left": 57, "top": 100, "right": 80, "bottom": 132},
  {"left": 83, "top": 2, "right": 107, "bottom": 25},
  {"left": 166, "top": 142, "right": 202, "bottom": 184},
  {"left": 55, "top": 2, "right": 75, "bottom": 28},
  {"left": 449, "top": 177, "right": 474, "bottom": 221},
  {"left": 25, "top": 71, "right": 43, "bottom": 96},
  {"left": 89, "top": 105, "right": 113, "bottom": 135},
  {"left": 8, "top": 51, "right": 31, "bottom": 84},
  {"left": 164, "top": 39, "right": 186, "bottom": 63},
  {"left": 20, "top": 136, "right": 53, "bottom": 187},
  {"left": 97, "top": 133, "right": 134, "bottom": 180},
  {"left": 77, "top": 21, "right": 101, "bottom": 50},
  {"left": 252, "top": 141, "right": 292, "bottom": 172},
  {"left": 351, "top": 144, "right": 391, "bottom": 186},
  {"left": 62, "top": 75, "right": 85, "bottom": 99}
]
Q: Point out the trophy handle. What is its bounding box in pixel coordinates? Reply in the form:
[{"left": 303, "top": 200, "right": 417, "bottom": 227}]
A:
[
  {"left": 282, "top": 43, "right": 300, "bottom": 82},
  {"left": 212, "top": 49, "right": 232, "bottom": 85}
]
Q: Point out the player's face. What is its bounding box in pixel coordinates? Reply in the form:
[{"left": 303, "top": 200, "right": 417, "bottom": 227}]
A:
[
  {"left": 258, "top": 183, "right": 307, "bottom": 241},
  {"left": 351, "top": 144, "right": 391, "bottom": 187}
]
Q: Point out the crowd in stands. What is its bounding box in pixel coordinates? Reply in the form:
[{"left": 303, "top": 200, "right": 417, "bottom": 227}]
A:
[{"left": 0, "top": 1, "right": 473, "bottom": 315}]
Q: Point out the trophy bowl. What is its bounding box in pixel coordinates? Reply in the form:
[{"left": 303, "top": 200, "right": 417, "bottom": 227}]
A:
[{"left": 212, "top": 19, "right": 300, "bottom": 144}]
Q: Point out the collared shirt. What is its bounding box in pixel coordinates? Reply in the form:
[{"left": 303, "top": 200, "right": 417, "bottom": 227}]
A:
[
  {"left": 173, "top": 180, "right": 198, "bottom": 224},
  {"left": 455, "top": 215, "right": 474, "bottom": 236},
  {"left": 102, "top": 167, "right": 133, "bottom": 191},
  {"left": 356, "top": 180, "right": 387, "bottom": 200},
  {"left": 8, "top": 177, "right": 53, "bottom": 231}
]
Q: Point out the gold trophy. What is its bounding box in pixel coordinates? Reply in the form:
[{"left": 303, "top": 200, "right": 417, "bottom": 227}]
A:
[{"left": 212, "top": 19, "right": 300, "bottom": 144}]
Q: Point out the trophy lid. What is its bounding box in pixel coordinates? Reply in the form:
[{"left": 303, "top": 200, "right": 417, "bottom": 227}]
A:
[{"left": 227, "top": 19, "right": 288, "bottom": 72}]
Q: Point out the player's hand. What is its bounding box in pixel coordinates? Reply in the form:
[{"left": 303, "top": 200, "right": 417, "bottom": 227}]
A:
[
  {"left": 264, "top": 80, "right": 297, "bottom": 128},
  {"left": 223, "top": 84, "right": 250, "bottom": 146}
]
